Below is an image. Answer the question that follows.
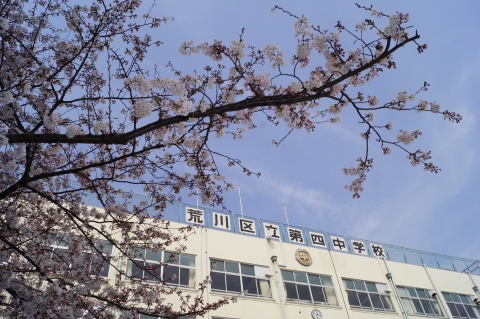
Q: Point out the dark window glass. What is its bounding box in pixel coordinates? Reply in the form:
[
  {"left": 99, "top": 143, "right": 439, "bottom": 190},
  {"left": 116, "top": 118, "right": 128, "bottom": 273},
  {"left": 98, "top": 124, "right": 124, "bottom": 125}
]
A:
[
  {"left": 457, "top": 304, "right": 469, "bottom": 318},
  {"left": 284, "top": 282, "right": 298, "bottom": 299},
  {"left": 465, "top": 305, "right": 478, "bottom": 319},
  {"left": 308, "top": 274, "right": 321, "bottom": 285},
  {"left": 370, "top": 294, "right": 384, "bottom": 309},
  {"left": 417, "top": 289, "right": 429, "bottom": 299},
  {"left": 421, "top": 299, "right": 434, "bottom": 314},
  {"left": 131, "top": 262, "right": 144, "bottom": 279},
  {"left": 226, "top": 274, "right": 241, "bottom": 292},
  {"left": 412, "top": 299, "right": 424, "bottom": 314},
  {"left": 448, "top": 303, "right": 460, "bottom": 317},
  {"left": 354, "top": 280, "right": 367, "bottom": 291},
  {"left": 321, "top": 276, "right": 333, "bottom": 287},
  {"left": 211, "top": 259, "right": 224, "bottom": 271},
  {"left": 358, "top": 292, "right": 372, "bottom": 308},
  {"left": 225, "top": 262, "right": 239, "bottom": 273},
  {"left": 295, "top": 272, "right": 308, "bottom": 283},
  {"left": 99, "top": 259, "right": 110, "bottom": 277},
  {"left": 241, "top": 264, "right": 255, "bottom": 276},
  {"left": 210, "top": 272, "right": 226, "bottom": 291},
  {"left": 366, "top": 282, "right": 378, "bottom": 292},
  {"left": 381, "top": 295, "right": 393, "bottom": 310},
  {"left": 297, "top": 284, "right": 312, "bottom": 302},
  {"left": 347, "top": 291, "right": 360, "bottom": 307},
  {"left": 281, "top": 270, "right": 294, "bottom": 282},
  {"left": 407, "top": 287, "right": 417, "bottom": 298},
  {"left": 443, "top": 292, "right": 453, "bottom": 302},
  {"left": 344, "top": 279, "right": 355, "bottom": 290},
  {"left": 311, "top": 286, "right": 326, "bottom": 303},
  {"left": 452, "top": 294, "right": 462, "bottom": 303},
  {"left": 179, "top": 267, "right": 190, "bottom": 286},
  {"left": 163, "top": 265, "right": 179, "bottom": 284},
  {"left": 460, "top": 295, "right": 470, "bottom": 304},
  {"left": 242, "top": 276, "right": 257, "bottom": 295}
]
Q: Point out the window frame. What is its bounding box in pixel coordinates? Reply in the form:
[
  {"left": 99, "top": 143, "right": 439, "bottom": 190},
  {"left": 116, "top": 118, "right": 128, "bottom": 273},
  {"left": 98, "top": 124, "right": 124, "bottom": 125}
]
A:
[
  {"left": 342, "top": 278, "right": 395, "bottom": 312},
  {"left": 127, "top": 247, "right": 196, "bottom": 288},
  {"left": 397, "top": 286, "right": 444, "bottom": 317},
  {"left": 45, "top": 233, "right": 114, "bottom": 278},
  {"left": 281, "top": 270, "right": 339, "bottom": 306},
  {"left": 442, "top": 292, "right": 480, "bottom": 319},
  {"left": 209, "top": 258, "right": 273, "bottom": 299}
]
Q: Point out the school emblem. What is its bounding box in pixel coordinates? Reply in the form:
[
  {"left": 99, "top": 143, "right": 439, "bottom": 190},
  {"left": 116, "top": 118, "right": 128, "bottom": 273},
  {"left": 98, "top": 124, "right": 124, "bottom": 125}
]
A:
[{"left": 295, "top": 248, "right": 312, "bottom": 266}]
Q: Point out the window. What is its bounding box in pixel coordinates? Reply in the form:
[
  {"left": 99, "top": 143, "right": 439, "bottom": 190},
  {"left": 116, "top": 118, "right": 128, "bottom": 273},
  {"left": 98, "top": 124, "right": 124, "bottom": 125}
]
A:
[
  {"left": 44, "top": 233, "right": 113, "bottom": 277},
  {"left": 443, "top": 292, "right": 480, "bottom": 319},
  {"left": 127, "top": 247, "right": 196, "bottom": 288},
  {"left": 343, "top": 279, "right": 394, "bottom": 312},
  {"left": 397, "top": 286, "right": 443, "bottom": 317},
  {"left": 281, "top": 270, "right": 338, "bottom": 305},
  {"left": 210, "top": 259, "right": 272, "bottom": 298}
]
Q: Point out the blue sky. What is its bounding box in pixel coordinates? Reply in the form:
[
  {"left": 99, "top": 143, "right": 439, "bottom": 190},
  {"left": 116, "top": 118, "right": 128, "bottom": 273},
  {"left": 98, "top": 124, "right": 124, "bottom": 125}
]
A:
[{"left": 143, "top": 1, "right": 480, "bottom": 260}]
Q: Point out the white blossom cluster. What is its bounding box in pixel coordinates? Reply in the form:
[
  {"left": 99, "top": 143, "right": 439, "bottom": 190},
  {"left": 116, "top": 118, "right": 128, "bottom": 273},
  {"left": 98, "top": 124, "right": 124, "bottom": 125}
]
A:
[
  {"left": 364, "top": 112, "right": 374, "bottom": 122},
  {"left": 44, "top": 143, "right": 62, "bottom": 155},
  {"left": 312, "top": 34, "right": 328, "bottom": 53},
  {"left": 396, "top": 129, "right": 420, "bottom": 145},
  {"left": 244, "top": 72, "right": 270, "bottom": 91},
  {"left": 0, "top": 18, "right": 9, "bottom": 34},
  {"left": 294, "top": 43, "right": 312, "bottom": 66},
  {"left": 125, "top": 75, "right": 153, "bottom": 95},
  {"left": 0, "top": 134, "right": 8, "bottom": 147},
  {"left": 430, "top": 102, "right": 440, "bottom": 112},
  {"left": 382, "top": 14, "right": 408, "bottom": 39},
  {"left": 355, "top": 23, "right": 367, "bottom": 31},
  {"left": 1, "top": 160, "right": 17, "bottom": 172},
  {"left": 289, "top": 82, "right": 304, "bottom": 94},
  {"left": 418, "top": 99, "right": 428, "bottom": 112},
  {"left": 132, "top": 100, "right": 153, "bottom": 119},
  {"left": 152, "top": 77, "right": 187, "bottom": 96},
  {"left": 65, "top": 124, "right": 82, "bottom": 139},
  {"left": 262, "top": 44, "right": 286, "bottom": 69},
  {"left": 368, "top": 96, "right": 379, "bottom": 106},
  {"left": 93, "top": 121, "right": 108, "bottom": 134},
  {"left": 230, "top": 39, "right": 246, "bottom": 59},
  {"left": 43, "top": 113, "right": 61, "bottom": 130},
  {"left": 293, "top": 15, "right": 311, "bottom": 36},
  {"left": 330, "top": 116, "right": 342, "bottom": 124},
  {"left": 304, "top": 75, "right": 323, "bottom": 94},
  {"left": 199, "top": 40, "right": 224, "bottom": 61},
  {"left": 328, "top": 101, "right": 348, "bottom": 114},
  {"left": 172, "top": 96, "right": 192, "bottom": 116},
  {"left": 178, "top": 40, "right": 199, "bottom": 55},
  {"left": 0, "top": 91, "right": 13, "bottom": 104}
]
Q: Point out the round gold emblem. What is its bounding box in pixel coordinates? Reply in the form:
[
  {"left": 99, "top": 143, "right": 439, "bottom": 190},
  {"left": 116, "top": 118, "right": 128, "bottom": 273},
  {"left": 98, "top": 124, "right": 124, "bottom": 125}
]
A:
[{"left": 295, "top": 248, "right": 312, "bottom": 266}]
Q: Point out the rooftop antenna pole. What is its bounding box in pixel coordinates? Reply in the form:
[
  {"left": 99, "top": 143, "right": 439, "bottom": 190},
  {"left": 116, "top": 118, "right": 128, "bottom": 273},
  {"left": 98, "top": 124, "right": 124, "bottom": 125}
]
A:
[
  {"left": 283, "top": 204, "right": 290, "bottom": 226},
  {"left": 237, "top": 185, "right": 244, "bottom": 218},
  {"left": 196, "top": 187, "right": 199, "bottom": 208}
]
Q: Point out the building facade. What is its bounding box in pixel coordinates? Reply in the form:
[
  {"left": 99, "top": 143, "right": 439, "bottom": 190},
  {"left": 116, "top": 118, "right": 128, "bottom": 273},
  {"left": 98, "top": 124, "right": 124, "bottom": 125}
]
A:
[{"left": 59, "top": 202, "right": 480, "bottom": 319}]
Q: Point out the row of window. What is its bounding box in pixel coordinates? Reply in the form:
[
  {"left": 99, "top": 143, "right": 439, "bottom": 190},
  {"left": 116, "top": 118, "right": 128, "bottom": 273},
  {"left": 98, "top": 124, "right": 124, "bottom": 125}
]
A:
[{"left": 44, "top": 238, "right": 480, "bottom": 319}]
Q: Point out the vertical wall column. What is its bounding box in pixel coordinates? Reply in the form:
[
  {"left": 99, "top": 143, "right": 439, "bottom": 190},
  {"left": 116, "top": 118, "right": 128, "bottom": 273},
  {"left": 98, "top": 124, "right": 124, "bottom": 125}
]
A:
[
  {"left": 271, "top": 256, "right": 288, "bottom": 319},
  {"left": 383, "top": 259, "right": 409, "bottom": 319},
  {"left": 423, "top": 264, "right": 453, "bottom": 319},
  {"left": 466, "top": 272, "right": 480, "bottom": 301}
]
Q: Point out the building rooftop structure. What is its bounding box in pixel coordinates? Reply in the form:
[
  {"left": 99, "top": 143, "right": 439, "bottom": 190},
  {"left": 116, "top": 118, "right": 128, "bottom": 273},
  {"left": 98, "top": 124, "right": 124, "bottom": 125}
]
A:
[{"left": 80, "top": 194, "right": 480, "bottom": 319}]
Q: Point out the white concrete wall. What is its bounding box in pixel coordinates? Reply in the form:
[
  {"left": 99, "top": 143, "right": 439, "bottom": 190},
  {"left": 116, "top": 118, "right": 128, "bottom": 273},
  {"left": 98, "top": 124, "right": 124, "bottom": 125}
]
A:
[{"left": 106, "top": 219, "right": 480, "bottom": 319}]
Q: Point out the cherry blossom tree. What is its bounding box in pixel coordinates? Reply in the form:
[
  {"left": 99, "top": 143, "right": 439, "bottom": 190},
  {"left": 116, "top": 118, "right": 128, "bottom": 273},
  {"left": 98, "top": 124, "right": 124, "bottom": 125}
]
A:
[{"left": 0, "top": 0, "right": 461, "bottom": 318}]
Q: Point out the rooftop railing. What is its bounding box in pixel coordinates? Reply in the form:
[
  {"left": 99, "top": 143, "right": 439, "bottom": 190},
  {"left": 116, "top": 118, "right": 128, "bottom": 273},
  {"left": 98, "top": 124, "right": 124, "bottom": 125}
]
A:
[{"left": 84, "top": 192, "right": 480, "bottom": 276}]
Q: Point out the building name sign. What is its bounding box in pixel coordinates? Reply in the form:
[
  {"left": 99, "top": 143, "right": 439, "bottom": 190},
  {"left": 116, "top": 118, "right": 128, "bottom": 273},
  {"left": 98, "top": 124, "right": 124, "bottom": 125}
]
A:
[{"left": 185, "top": 207, "right": 387, "bottom": 258}]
